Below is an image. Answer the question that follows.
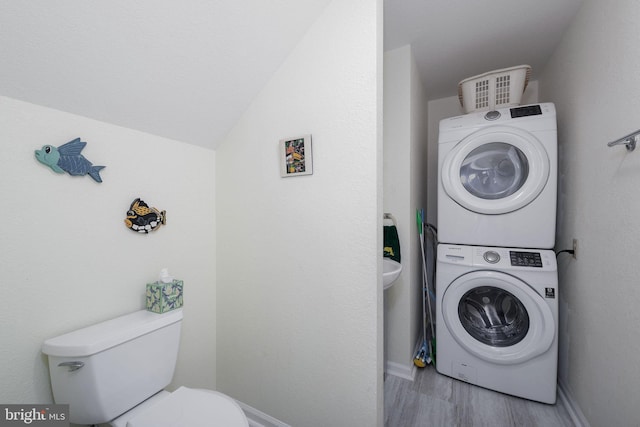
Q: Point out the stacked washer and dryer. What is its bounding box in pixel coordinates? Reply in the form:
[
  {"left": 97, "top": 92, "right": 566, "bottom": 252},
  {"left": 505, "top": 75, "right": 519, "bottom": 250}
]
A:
[{"left": 435, "top": 102, "right": 559, "bottom": 404}]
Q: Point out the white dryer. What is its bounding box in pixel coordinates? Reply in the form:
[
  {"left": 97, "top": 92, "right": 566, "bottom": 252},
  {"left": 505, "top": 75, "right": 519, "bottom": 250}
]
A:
[
  {"left": 437, "top": 103, "right": 557, "bottom": 249},
  {"left": 436, "top": 244, "right": 558, "bottom": 404}
]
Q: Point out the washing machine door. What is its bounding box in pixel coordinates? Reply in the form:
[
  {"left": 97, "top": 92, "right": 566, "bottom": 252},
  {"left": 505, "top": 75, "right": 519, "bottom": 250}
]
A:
[
  {"left": 441, "top": 270, "right": 555, "bottom": 365},
  {"left": 441, "top": 126, "right": 550, "bottom": 214}
]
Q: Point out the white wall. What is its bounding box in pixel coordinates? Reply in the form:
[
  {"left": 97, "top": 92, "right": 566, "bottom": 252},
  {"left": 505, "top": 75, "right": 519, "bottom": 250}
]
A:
[
  {"left": 383, "top": 45, "right": 428, "bottom": 375},
  {"left": 539, "top": 1, "right": 640, "bottom": 425},
  {"left": 0, "top": 96, "right": 216, "bottom": 407},
  {"left": 215, "top": 0, "right": 383, "bottom": 425}
]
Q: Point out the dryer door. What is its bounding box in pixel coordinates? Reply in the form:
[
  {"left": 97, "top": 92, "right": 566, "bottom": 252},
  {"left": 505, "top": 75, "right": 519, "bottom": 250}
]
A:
[
  {"left": 441, "top": 270, "right": 555, "bottom": 365},
  {"left": 441, "top": 126, "right": 550, "bottom": 214}
]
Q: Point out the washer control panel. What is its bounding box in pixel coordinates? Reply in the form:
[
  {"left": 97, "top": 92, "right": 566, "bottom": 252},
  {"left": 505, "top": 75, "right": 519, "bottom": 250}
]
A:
[
  {"left": 509, "top": 251, "right": 543, "bottom": 268},
  {"left": 438, "top": 244, "right": 557, "bottom": 271}
]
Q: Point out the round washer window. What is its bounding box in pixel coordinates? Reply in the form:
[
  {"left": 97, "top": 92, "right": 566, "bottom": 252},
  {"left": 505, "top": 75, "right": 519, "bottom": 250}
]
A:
[
  {"left": 458, "top": 285, "right": 530, "bottom": 347},
  {"left": 460, "top": 142, "right": 529, "bottom": 200}
]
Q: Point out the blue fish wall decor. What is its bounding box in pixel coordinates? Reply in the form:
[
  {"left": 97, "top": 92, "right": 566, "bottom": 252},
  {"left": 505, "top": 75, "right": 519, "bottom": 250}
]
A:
[{"left": 35, "top": 138, "right": 105, "bottom": 183}]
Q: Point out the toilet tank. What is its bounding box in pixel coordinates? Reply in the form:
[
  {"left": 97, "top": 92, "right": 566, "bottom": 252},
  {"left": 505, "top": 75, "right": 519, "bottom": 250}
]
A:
[{"left": 42, "top": 309, "right": 183, "bottom": 425}]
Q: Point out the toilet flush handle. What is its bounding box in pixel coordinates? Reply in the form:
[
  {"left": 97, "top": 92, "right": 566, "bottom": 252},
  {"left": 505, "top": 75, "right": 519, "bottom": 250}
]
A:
[{"left": 58, "top": 361, "right": 84, "bottom": 372}]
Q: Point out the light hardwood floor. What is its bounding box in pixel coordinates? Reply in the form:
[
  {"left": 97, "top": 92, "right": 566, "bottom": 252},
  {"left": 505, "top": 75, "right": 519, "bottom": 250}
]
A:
[{"left": 384, "top": 366, "right": 574, "bottom": 427}]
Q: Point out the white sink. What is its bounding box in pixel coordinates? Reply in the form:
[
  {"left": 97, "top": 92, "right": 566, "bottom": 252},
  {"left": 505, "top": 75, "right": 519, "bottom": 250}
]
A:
[{"left": 383, "top": 258, "right": 402, "bottom": 290}]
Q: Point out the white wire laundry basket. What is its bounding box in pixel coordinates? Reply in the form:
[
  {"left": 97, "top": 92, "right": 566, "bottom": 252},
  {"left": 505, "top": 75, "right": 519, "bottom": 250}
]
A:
[{"left": 458, "top": 65, "right": 531, "bottom": 113}]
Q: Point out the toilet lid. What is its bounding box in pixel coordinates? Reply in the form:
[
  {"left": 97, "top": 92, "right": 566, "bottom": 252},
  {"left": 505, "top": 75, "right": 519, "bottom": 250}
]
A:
[{"left": 126, "top": 387, "right": 249, "bottom": 427}]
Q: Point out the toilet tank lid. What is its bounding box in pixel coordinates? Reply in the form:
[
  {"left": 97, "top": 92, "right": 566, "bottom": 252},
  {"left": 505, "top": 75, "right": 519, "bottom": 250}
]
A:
[{"left": 42, "top": 309, "right": 183, "bottom": 357}]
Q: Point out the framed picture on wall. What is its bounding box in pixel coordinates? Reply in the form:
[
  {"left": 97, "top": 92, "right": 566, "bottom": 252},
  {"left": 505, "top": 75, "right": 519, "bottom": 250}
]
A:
[{"left": 280, "top": 134, "right": 313, "bottom": 177}]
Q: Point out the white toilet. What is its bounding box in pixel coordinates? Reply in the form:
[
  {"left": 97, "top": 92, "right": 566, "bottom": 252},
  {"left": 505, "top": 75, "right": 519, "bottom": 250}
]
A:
[{"left": 42, "top": 309, "right": 249, "bottom": 426}]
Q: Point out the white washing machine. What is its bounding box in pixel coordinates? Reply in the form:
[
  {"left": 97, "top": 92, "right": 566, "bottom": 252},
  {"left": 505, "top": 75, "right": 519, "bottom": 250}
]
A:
[
  {"left": 436, "top": 243, "right": 558, "bottom": 404},
  {"left": 437, "top": 103, "right": 557, "bottom": 249}
]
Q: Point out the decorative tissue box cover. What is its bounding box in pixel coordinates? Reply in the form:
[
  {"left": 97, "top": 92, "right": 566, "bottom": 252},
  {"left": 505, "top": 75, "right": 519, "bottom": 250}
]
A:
[{"left": 146, "top": 280, "right": 183, "bottom": 313}]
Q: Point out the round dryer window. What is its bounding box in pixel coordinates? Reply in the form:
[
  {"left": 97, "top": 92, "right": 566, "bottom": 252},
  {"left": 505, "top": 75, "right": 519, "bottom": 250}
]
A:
[
  {"left": 441, "top": 270, "right": 555, "bottom": 365},
  {"left": 460, "top": 143, "right": 529, "bottom": 200},
  {"left": 441, "top": 126, "right": 550, "bottom": 214}
]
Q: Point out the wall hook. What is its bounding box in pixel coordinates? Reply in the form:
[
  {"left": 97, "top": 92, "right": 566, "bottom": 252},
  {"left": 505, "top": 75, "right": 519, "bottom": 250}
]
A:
[{"left": 607, "top": 130, "right": 639, "bottom": 152}]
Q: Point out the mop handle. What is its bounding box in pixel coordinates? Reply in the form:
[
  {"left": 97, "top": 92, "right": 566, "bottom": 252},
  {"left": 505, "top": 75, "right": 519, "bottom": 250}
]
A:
[{"left": 419, "top": 210, "right": 435, "bottom": 340}]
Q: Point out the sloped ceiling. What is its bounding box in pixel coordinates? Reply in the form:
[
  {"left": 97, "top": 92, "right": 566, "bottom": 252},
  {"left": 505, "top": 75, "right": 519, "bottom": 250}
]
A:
[
  {"left": 0, "top": 1, "right": 583, "bottom": 150},
  {"left": 0, "top": 0, "right": 331, "bottom": 150}
]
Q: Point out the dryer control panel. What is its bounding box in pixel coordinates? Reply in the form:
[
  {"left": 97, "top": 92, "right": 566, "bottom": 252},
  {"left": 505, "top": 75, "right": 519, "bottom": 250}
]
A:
[
  {"left": 510, "top": 105, "right": 542, "bottom": 118},
  {"left": 438, "top": 102, "right": 556, "bottom": 137}
]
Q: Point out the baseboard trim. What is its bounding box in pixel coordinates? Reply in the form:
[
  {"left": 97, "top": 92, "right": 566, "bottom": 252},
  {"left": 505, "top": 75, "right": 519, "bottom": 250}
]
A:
[
  {"left": 236, "top": 400, "right": 291, "bottom": 427},
  {"left": 385, "top": 360, "right": 416, "bottom": 381},
  {"left": 557, "top": 380, "right": 590, "bottom": 427}
]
